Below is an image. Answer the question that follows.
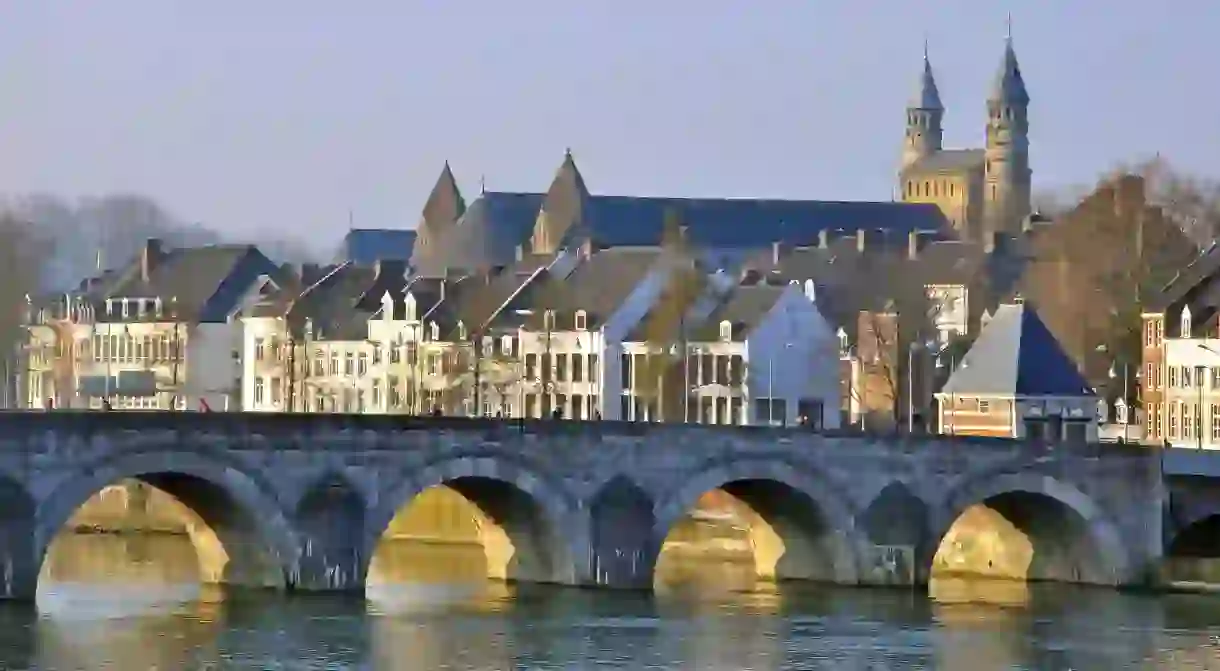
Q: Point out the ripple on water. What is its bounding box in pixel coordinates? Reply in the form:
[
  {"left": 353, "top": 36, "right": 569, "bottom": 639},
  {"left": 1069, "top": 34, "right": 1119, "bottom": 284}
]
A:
[{"left": 36, "top": 581, "right": 204, "bottom": 620}]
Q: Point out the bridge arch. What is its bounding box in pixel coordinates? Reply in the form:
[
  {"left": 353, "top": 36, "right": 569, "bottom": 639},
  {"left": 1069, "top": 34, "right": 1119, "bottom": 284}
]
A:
[
  {"left": 927, "top": 472, "right": 1131, "bottom": 586},
  {"left": 363, "top": 455, "right": 577, "bottom": 585},
  {"left": 36, "top": 449, "right": 298, "bottom": 592},
  {"left": 653, "top": 459, "right": 864, "bottom": 586}
]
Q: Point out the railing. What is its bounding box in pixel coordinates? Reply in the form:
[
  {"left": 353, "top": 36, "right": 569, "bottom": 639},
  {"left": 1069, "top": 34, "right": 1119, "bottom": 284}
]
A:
[{"left": 0, "top": 411, "right": 1162, "bottom": 456}]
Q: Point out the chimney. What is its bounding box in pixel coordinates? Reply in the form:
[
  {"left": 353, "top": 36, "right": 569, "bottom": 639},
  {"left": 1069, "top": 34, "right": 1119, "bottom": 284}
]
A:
[
  {"left": 856, "top": 229, "right": 866, "bottom": 253},
  {"left": 771, "top": 241, "right": 792, "bottom": 265},
  {"left": 140, "top": 238, "right": 163, "bottom": 283},
  {"left": 580, "top": 238, "right": 594, "bottom": 259},
  {"left": 818, "top": 229, "right": 829, "bottom": 249},
  {"left": 907, "top": 230, "right": 920, "bottom": 260}
]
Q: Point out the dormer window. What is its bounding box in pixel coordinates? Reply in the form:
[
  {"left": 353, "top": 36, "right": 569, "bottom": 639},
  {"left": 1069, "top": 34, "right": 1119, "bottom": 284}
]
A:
[
  {"left": 544, "top": 310, "right": 556, "bottom": 332},
  {"left": 106, "top": 299, "right": 115, "bottom": 317},
  {"left": 837, "top": 327, "right": 849, "bottom": 352},
  {"left": 430, "top": 322, "right": 440, "bottom": 341},
  {"left": 574, "top": 310, "right": 587, "bottom": 330},
  {"left": 457, "top": 321, "right": 467, "bottom": 341},
  {"left": 120, "top": 298, "right": 129, "bottom": 319},
  {"left": 1181, "top": 305, "right": 1192, "bottom": 338},
  {"left": 719, "top": 320, "right": 732, "bottom": 342},
  {"left": 154, "top": 297, "right": 163, "bottom": 318}
]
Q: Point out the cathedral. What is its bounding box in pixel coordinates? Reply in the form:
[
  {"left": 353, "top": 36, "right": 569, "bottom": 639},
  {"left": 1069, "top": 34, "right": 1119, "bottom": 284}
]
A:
[{"left": 898, "top": 35, "right": 1032, "bottom": 244}]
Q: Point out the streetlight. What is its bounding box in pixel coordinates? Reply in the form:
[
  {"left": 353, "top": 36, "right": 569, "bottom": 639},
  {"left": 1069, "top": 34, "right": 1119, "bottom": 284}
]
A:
[{"left": 907, "top": 338, "right": 939, "bottom": 434}]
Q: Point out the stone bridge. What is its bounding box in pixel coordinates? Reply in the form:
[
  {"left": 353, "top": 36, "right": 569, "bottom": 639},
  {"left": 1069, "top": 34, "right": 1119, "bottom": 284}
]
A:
[{"left": 0, "top": 412, "right": 1193, "bottom": 600}]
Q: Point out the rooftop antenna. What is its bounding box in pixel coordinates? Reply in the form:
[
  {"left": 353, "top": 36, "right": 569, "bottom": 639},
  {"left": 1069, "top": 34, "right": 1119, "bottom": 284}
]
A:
[
  {"left": 1005, "top": 13, "right": 1013, "bottom": 42},
  {"left": 480, "top": 174, "right": 486, "bottom": 195},
  {"left": 348, "top": 209, "right": 354, "bottom": 231},
  {"left": 923, "top": 34, "right": 929, "bottom": 61}
]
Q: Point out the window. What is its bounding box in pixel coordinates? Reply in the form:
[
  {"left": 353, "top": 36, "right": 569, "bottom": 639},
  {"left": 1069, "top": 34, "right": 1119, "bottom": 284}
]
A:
[
  {"left": 344, "top": 352, "right": 354, "bottom": 376},
  {"left": 575, "top": 311, "right": 587, "bottom": 330},
  {"left": 1213, "top": 367, "right": 1220, "bottom": 391},
  {"left": 501, "top": 336, "right": 514, "bottom": 356},
  {"left": 572, "top": 354, "right": 583, "bottom": 382},
  {"left": 270, "top": 377, "right": 282, "bottom": 405},
  {"left": 372, "top": 381, "right": 381, "bottom": 408},
  {"left": 254, "top": 377, "right": 265, "bottom": 405},
  {"left": 1169, "top": 403, "right": 1178, "bottom": 439},
  {"left": 525, "top": 353, "right": 538, "bottom": 380},
  {"left": 1181, "top": 306, "right": 1192, "bottom": 337},
  {"left": 1212, "top": 405, "right": 1220, "bottom": 441},
  {"left": 589, "top": 354, "right": 599, "bottom": 384},
  {"left": 457, "top": 321, "right": 467, "bottom": 341},
  {"left": 357, "top": 353, "right": 368, "bottom": 376},
  {"left": 555, "top": 355, "right": 567, "bottom": 381},
  {"left": 1185, "top": 404, "right": 1195, "bottom": 440},
  {"left": 1182, "top": 366, "right": 1192, "bottom": 388},
  {"left": 978, "top": 400, "right": 990, "bottom": 413},
  {"left": 314, "top": 353, "right": 324, "bottom": 376},
  {"left": 1169, "top": 366, "right": 1178, "bottom": 388},
  {"left": 719, "top": 320, "right": 732, "bottom": 341},
  {"left": 329, "top": 352, "right": 339, "bottom": 376},
  {"left": 429, "top": 322, "right": 439, "bottom": 341},
  {"left": 544, "top": 310, "right": 556, "bottom": 331}
]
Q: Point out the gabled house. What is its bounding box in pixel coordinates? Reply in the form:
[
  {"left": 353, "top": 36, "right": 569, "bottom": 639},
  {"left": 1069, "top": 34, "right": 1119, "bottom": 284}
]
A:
[
  {"left": 23, "top": 239, "right": 288, "bottom": 411},
  {"left": 670, "top": 280, "right": 840, "bottom": 427},
  {"left": 935, "top": 302, "right": 1096, "bottom": 441}
]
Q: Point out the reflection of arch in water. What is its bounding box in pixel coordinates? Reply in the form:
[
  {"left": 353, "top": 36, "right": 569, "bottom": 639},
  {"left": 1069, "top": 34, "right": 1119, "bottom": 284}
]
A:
[
  {"left": 927, "top": 473, "right": 1130, "bottom": 585},
  {"left": 363, "top": 457, "right": 576, "bottom": 585},
  {"left": 654, "top": 461, "right": 862, "bottom": 585},
  {"left": 37, "top": 451, "right": 298, "bottom": 594}
]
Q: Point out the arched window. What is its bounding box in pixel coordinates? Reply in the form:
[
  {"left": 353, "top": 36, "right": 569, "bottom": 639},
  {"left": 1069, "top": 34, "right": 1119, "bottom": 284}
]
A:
[
  {"left": 1181, "top": 305, "right": 1193, "bottom": 338},
  {"left": 719, "top": 320, "right": 732, "bottom": 341},
  {"left": 429, "top": 321, "right": 440, "bottom": 341}
]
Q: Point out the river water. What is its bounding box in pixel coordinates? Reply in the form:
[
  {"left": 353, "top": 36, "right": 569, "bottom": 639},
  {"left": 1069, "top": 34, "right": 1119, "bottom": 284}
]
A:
[{"left": 12, "top": 533, "right": 1220, "bottom": 669}]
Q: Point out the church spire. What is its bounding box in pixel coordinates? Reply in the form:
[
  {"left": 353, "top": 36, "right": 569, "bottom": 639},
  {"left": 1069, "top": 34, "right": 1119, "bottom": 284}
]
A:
[
  {"left": 901, "top": 41, "right": 944, "bottom": 171},
  {"left": 989, "top": 24, "right": 1030, "bottom": 106},
  {"left": 912, "top": 42, "right": 943, "bottom": 111}
]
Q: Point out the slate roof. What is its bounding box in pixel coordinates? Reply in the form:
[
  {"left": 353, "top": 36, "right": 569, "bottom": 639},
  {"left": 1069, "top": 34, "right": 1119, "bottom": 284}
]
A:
[
  {"left": 905, "top": 149, "right": 985, "bottom": 175},
  {"left": 415, "top": 188, "right": 951, "bottom": 274},
  {"left": 336, "top": 229, "right": 417, "bottom": 265},
  {"left": 515, "top": 248, "right": 665, "bottom": 332},
  {"left": 67, "top": 242, "right": 289, "bottom": 324},
  {"left": 688, "top": 283, "right": 787, "bottom": 342},
  {"left": 940, "top": 303, "right": 1094, "bottom": 398},
  {"left": 412, "top": 192, "right": 543, "bottom": 277}
]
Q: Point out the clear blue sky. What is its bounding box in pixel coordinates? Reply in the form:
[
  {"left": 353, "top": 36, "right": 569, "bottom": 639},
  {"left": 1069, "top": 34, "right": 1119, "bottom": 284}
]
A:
[{"left": 0, "top": 2, "right": 1215, "bottom": 247}]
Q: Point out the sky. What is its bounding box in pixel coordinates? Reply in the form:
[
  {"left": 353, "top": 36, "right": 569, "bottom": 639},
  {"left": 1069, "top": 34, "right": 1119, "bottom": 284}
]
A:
[{"left": 0, "top": 1, "right": 1216, "bottom": 249}]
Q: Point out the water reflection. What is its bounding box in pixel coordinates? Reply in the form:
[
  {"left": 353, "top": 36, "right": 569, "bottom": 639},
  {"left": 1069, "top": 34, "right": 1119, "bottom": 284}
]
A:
[{"left": 12, "top": 533, "right": 1220, "bottom": 669}]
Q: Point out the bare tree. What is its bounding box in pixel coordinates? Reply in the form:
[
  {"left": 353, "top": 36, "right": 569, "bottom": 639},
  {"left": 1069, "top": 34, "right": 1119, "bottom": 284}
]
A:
[
  {"left": 0, "top": 213, "right": 53, "bottom": 406},
  {"left": 632, "top": 210, "right": 705, "bottom": 421},
  {"left": 1019, "top": 170, "right": 1199, "bottom": 381}
]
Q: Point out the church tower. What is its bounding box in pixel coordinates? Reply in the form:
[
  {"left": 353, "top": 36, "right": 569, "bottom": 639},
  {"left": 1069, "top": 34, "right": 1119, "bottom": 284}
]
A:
[
  {"left": 901, "top": 45, "right": 944, "bottom": 171},
  {"left": 983, "top": 31, "right": 1032, "bottom": 238}
]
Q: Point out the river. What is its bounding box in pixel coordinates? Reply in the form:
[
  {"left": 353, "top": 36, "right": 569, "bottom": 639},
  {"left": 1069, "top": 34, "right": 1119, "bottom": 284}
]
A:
[{"left": 8, "top": 533, "right": 1220, "bottom": 669}]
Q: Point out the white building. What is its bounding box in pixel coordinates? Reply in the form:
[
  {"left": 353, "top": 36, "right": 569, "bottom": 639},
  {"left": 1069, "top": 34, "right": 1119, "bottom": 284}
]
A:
[
  {"left": 23, "top": 240, "right": 286, "bottom": 411},
  {"left": 621, "top": 281, "right": 840, "bottom": 427}
]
